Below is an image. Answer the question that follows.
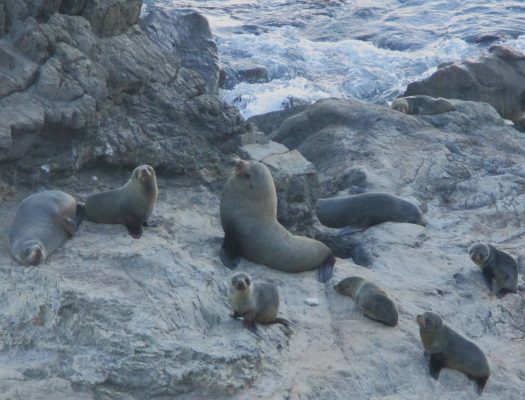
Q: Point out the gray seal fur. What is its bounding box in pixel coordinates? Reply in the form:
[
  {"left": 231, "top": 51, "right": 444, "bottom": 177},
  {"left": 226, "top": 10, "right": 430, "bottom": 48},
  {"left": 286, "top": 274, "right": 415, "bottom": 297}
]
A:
[
  {"left": 9, "top": 190, "right": 84, "bottom": 266},
  {"left": 391, "top": 95, "right": 456, "bottom": 115},
  {"left": 334, "top": 276, "right": 398, "bottom": 326}
]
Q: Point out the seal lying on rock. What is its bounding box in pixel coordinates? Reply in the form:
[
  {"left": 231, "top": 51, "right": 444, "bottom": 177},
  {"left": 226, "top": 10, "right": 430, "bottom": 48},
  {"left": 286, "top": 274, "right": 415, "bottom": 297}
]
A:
[
  {"left": 469, "top": 243, "right": 518, "bottom": 298},
  {"left": 228, "top": 271, "right": 290, "bottom": 335},
  {"left": 416, "top": 311, "right": 490, "bottom": 395},
  {"left": 9, "top": 190, "right": 84, "bottom": 266},
  {"left": 391, "top": 95, "right": 456, "bottom": 115},
  {"left": 334, "top": 276, "right": 398, "bottom": 326},
  {"left": 316, "top": 192, "right": 425, "bottom": 235},
  {"left": 85, "top": 165, "right": 158, "bottom": 239},
  {"left": 220, "top": 158, "right": 335, "bottom": 282}
]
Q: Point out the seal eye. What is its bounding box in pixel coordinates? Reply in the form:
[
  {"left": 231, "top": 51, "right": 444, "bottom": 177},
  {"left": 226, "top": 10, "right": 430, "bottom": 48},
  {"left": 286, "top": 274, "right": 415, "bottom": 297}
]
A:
[{"left": 245, "top": 277, "right": 251, "bottom": 286}]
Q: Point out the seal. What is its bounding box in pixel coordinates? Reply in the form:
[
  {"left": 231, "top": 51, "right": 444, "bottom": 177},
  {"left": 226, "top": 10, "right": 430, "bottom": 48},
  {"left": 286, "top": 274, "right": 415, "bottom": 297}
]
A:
[
  {"left": 316, "top": 192, "right": 425, "bottom": 235},
  {"left": 391, "top": 95, "right": 456, "bottom": 115},
  {"left": 468, "top": 243, "right": 518, "bottom": 298},
  {"left": 220, "top": 158, "right": 335, "bottom": 282},
  {"left": 227, "top": 271, "right": 290, "bottom": 335},
  {"left": 334, "top": 276, "right": 398, "bottom": 326},
  {"left": 416, "top": 311, "right": 490, "bottom": 394},
  {"left": 85, "top": 165, "right": 158, "bottom": 239},
  {"left": 9, "top": 190, "right": 84, "bottom": 266}
]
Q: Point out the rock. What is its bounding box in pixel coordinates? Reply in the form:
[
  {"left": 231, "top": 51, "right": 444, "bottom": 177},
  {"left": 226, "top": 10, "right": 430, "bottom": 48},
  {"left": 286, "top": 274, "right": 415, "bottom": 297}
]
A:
[
  {"left": 140, "top": 7, "right": 220, "bottom": 95},
  {"left": 82, "top": 0, "right": 142, "bottom": 37},
  {"left": 60, "top": 0, "right": 86, "bottom": 14},
  {"left": 404, "top": 45, "right": 525, "bottom": 124},
  {"left": 220, "top": 61, "right": 269, "bottom": 89},
  {"left": 0, "top": 44, "right": 38, "bottom": 98}
]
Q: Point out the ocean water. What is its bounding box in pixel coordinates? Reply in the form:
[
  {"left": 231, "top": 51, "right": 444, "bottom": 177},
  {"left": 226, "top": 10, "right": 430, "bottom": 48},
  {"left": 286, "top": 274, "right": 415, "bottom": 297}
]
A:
[{"left": 143, "top": 1, "right": 525, "bottom": 118}]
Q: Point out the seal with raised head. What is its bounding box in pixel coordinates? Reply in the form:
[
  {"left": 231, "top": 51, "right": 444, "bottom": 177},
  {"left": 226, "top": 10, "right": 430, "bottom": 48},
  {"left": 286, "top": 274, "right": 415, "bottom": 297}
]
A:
[
  {"left": 85, "top": 165, "right": 158, "bottom": 239},
  {"left": 469, "top": 243, "right": 518, "bottom": 298},
  {"left": 391, "top": 95, "right": 456, "bottom": 115},
  {"left": 316, "top": 192, "right": 425, "bottom": 235},
  {"left": 228, "top": 271, "right": 290, "bottom": 334},
  {"left": 220, "top": 159, "right": 335, "bottom": 282},
  {"left": 9, "top": 190, "right": 84, "bottom": 266},
  {"left": 416, "top": 311, "right": 490, "bottom": 395},
  {"left": 334, "top": 276, "right": 398, "bottom": 326}
]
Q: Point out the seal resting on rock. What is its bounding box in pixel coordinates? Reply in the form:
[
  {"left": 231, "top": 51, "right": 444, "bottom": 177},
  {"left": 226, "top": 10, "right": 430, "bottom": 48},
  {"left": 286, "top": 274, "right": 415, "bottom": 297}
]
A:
[
  {"left": 416, "top": 311, "right": 490, "bottom": 395},
  {"left": 9, "top": 190, "right": 84, "bottom": 266},
  {"left": 469, "top": 243, "right": 518, "bottom": 298},
  {"left": 220, "top": 158, "right": 335, "bottom": 282},
  {"left": 334, "top": 276, "right": 398, "bottom": 326},
  {"left": 228, "top": 271, "right": 290, "bottom": 335},
  {"left": 316, "top": 192, "right": 425, "bottom": 235},
  {"left": 85, "top": 165, "right": 158, "bottom": 239},
  {"left": 391, "top": 95, "right": 456, "bottom": 115}
]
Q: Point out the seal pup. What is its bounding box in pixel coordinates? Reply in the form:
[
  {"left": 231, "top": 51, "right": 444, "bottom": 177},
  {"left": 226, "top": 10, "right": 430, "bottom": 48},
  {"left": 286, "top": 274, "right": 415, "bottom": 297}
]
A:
[
  {"left": 334, "top": 276, "right": 398, "bottom": 326},
  {"left": 469, "top": 243, "right": 518, "bottom": 298},
  {"left": 416, "top": 311, "right": 490, "bottom": 394},
  {"left": 316, "top": 192, "right": 425, "bottom": 235},
  {"left": 227, "top": 272, "right": 290, "bottom": 335},
  {"left": 9, "top": 190, "right": 84, "bottom": 266},
  {"left": 85, "top": 165, "right": 158, "bottom": 239},
  {"left": 220, "top": 158, "right": 335, "bottom": 282},
  {"left": 391, "top": 95, "right": 456, "bottom": 115}
]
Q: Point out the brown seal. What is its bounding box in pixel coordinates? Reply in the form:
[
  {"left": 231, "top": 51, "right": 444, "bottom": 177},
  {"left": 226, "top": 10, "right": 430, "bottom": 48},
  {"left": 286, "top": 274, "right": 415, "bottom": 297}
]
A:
[
  {"left": 416, "top": 311, "right": 490, "bottom": 394},
  {"left": 334, "top": 276, "right": 398, "bottom": 326},
  {"left": 220, "top": 158, "right": 335, "bottom": 282},
  {"left": 85, "top": 165, "right": 158, "bottom": 239},
  {"left": 9, "top": 190, "right": 84, "bottom": 266},
  {"left": 227, "top": 271, "right": 290, "bottom": 335},
  {"left": 391, "top": 95, "right": 456, "bottom": 115},
  {"left": 316, "top": 192, "right": 425, "bottom": 235},
  {"left": 469, "top": 243, "right": 518, "bottom": 298}
]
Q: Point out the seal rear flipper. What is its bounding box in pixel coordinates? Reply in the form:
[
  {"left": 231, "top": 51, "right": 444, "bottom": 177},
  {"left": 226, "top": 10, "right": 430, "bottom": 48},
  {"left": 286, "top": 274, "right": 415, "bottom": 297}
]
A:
[
  {"left": 143, "top": 219, "right": 160, "bottom": 228},
  {"left": 272, "top": 317, "right": 292, "bottom": 328},
  {"left": 125, "top": 217, "right": 144, "bottom": 239},
  {"left": 496, "top": 288, "right": 515, "bottom": 298},
  {"left": 338, "top": 225, "right": 365, "bottom": 236},
  {"left": 429, "top": 353, "right": 445, "bottom": 380},
  {"left": 317, "top": 253, "right": 336, "bottom": 283},
  {"left": 474, "top": 376, "right": 488, "bottom": 395},
  {"left": 220, "top": 231, "right": 241, "bottom": 269}
]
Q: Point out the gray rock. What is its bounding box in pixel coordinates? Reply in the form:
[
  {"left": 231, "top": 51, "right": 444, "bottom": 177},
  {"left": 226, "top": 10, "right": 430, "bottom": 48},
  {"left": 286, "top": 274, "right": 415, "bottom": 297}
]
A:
[
  {"left": 140, "top": 7, "right": 220, "bottom": 95},
  {"left": 0, "top": 43, "right": 38, "bottom": 98},
  {"left": 82, "top": 0, "right": 142, "bottom": 37},
  {"left": 60, "top": 0, "right": 85, "bottom": 14}
]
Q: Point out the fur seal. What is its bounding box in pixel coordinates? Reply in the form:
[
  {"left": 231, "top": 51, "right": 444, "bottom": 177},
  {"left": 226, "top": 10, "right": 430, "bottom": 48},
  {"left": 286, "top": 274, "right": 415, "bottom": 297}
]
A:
[
  {"left": 220, "top": 158, "right": 335, "bottom": 282},
  {"left": 228, "top": 271, "right": 290, "bottom": 335},
  {"left": 316, "top": 192, "right": 425, "bottom": 235},
  {"left": 469, "top": 243, "right": 518, "bottom": 298},
  {"left": 391, "top": 95, "right": 456, "bottom": 115},
  {"left": 85, "top": 165, "right": 158, "bottom": 239},
  {"left": 334, "top": 276, "right": 398, "bottom": 326},
  {"left": 9, "top": 190, "right": 84, "bottom": 266},
  {"left": 416, "top": 311, "right": 490, "bottom": 394}
]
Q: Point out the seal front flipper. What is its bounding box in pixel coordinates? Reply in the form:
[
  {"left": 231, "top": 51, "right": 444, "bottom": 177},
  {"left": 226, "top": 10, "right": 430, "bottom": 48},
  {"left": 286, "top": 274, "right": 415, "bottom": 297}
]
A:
[
  {"left": 220, "top": 230, "right": 241, "bottom": 269},
  {"left": 475, "top": 377, "right": 488, "bottom": 395},
  {"left": 317, "top": 253, "right": 336, "bottom": 283},
  {"left": 242, "top": 312, "right": 261, "bottom": 338},
  {"left": 61, "top": 218, "right": 78, "bottom": 237},
  {"left": 482, "top": 268, "right": 494, "bottom": 291},
  {"left": 496, "top": 288, "right": 514, "bottom": 298},
  {"left": 125, "top": 216, "right": 144, "bottom": 239},
  {"left": 143, "top": 219, "right": 160, "bottom": 228},
  {"left": 338, "top": 225, "right": 365, "bottom": 236},
  {"left": 75, "top": 202, "right": 85, "bottom": 226},
  {"left": 429, "top": 353, "right": 445, "bottom": 379}
]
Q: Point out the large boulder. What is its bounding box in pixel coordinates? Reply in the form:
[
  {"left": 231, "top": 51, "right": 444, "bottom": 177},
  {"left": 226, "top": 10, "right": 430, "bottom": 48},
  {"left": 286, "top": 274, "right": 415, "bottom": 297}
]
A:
[{"left": 403, "top": 45, "right": 525, "bottom": 125}]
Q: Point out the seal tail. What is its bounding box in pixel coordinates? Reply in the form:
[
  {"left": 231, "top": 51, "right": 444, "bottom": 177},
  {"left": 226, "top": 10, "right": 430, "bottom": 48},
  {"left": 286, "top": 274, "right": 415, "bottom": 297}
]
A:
[{"left": 318, "top": 253, "right": 336, "bottom": 283}]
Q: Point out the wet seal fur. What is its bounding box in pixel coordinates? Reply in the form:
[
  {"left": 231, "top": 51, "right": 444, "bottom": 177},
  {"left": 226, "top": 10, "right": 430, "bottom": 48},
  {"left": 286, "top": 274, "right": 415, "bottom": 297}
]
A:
[
  {"left": 391, "top": 95, "right": 456, "bottom": 115},
  {"left": 334, "top": 276, "right": 398, "bottom": 326},
  {"left": 469, "top": 243, "right": 518, "bottom": 298},
  {"left": 9, "top": 190, "right": 84, "bottom": 266},
  {"left": 220, "top": 158, "right": 335, "bottom": 282},
  {"left": 416, "top": 311, "right": 490, "bottom": 395},
  {"left": 228, "top": 271, "right": 290, "bottom": 335},
  {"left": 316, "top": 192, "right": 425, "bottom": 235},
  {"left": 85, "top": 165, "right": 158, "bottom": 239}
]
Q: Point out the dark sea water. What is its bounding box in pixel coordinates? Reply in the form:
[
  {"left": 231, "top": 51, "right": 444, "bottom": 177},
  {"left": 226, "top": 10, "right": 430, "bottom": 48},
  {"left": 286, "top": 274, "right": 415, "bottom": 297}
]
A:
[{"left": 143, "top": 1, "right": 525, "bottom": 118}]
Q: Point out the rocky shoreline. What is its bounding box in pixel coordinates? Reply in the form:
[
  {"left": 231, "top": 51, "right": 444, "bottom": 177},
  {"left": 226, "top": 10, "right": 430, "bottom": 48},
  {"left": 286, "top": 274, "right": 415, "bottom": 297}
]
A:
[{"left": 1, "top": 1, "right": 524, "bottom": 399}]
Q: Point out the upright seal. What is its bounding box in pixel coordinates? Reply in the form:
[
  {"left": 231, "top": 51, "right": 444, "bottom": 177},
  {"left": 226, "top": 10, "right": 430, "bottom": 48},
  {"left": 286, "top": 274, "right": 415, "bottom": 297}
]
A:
[
  {"left": 228, "top": 271, "right": 290, "bottom": 335},
  {"left": 9, "top": 190, "right": 84, "bottom": 266},
  {"left": 334, "top": 276, "right": 398, "bottom": 326},
  {"left": 85, "top": 165, "right": 158, "bottom": 239},
  {"left": 469, "top": 243, "right": 518, "bottom": 298},
  {"left": 316, "top": 192, "right": 425, "bottom": 235},
  {"left": 391, "top": 95, "right": 456, "bottom": 115},
  {"left": 220, "top": 159, "right": 335, "bottom": 282},
  {"left": 416, "top": 311, "right": 490, "bottom": 394}
]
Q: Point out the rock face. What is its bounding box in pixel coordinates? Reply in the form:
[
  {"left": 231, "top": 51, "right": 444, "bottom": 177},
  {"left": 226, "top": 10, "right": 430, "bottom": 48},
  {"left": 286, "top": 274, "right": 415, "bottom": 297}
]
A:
[
  {"left": 0, "top": 0, "right": 260, "bottom": 183},
  {"left": 403, "top": 45, "right": 525, "bottom": 125}
]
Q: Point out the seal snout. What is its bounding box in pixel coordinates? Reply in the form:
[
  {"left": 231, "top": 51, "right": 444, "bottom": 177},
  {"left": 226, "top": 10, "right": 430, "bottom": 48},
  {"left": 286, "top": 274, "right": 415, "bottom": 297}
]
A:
[
  {"left": 416, "top": 314, "right": 424, "bottom": 327},
  {"left": 230, "top": 272, "right": 251, "bottom": 291},
  {"left": 235, "top": 159, "right": 246, "bottom": 174},
  {"left": 136, "top": 165, "right": 155, "bottom": 182},
  {"left": 24, "top": 243, "right": 45, "bottom": 266}
]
